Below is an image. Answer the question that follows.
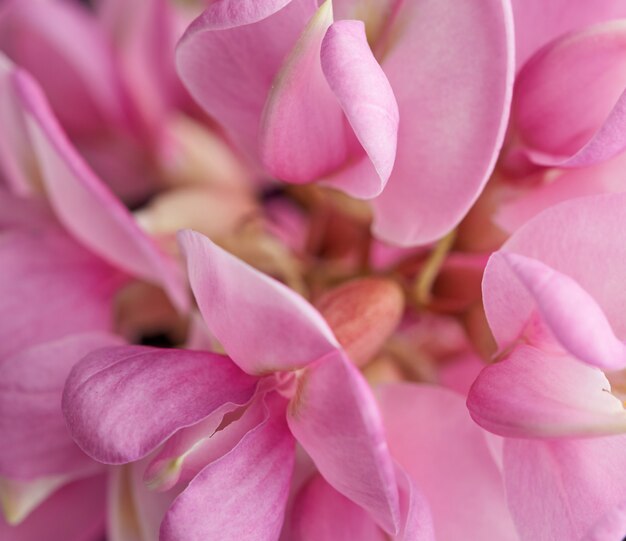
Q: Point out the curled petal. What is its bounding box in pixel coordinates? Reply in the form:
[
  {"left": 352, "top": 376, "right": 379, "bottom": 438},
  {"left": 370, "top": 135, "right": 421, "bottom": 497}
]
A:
[{"left": 62, "top": 346, "right": 258, "bottom": 464}]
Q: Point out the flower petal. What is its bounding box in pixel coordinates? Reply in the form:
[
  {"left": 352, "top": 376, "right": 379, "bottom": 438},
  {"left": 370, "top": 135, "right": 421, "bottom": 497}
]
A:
[
  {"left": 0, "top": 333, "right": 121, "bottom": 480},
  {"left": 512, "top": 21, "right": 626, "bottom": 168},
  {"left": 379, "top": 383, "right": 517, "bottom": 540},
  {"left": 371, "top": 0, "right": 514, "bottom": 245},
  {"left": 319, "top": 19, "right": 399, "bottom": 198},
  {"left": 503, "top": 436, "right": 626, "bottom": 540},
  {"left": 178, "top": 230, "right": 338, "bottom": 375},
  {"left": 287, "top": 350, "right": 400, "bottom": 534},
  {"left": 1, "top": 61, "right": 187, "bottom": 309},
  {"left": 176, "top": 0, "right": 317, "bottom": 160},
  {"left": 467, "top": 345, "right": 626, "bottom": 438},
  {"left": 62, "top": 346, "right": 258, "bottom": 464},
  {"left": 582, "top": 499, "right": 626, "bottom": 541},
  {"left": 160, "top": 392, "right": 295, "bottom": 541}
]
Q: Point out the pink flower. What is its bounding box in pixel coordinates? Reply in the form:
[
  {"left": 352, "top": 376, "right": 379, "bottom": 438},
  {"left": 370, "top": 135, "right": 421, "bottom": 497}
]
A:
[
  {"left": 62, "top": 230, "right": 428, "bottom": 539},
  {"left": 467, "top": 193, "right": 626, "bottom": 539},
  {"left": 176, "top": 0, "right": 514, "bottom": 245}
]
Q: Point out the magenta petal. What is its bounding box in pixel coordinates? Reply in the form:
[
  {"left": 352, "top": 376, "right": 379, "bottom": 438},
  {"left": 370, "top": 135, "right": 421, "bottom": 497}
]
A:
[
  {"left": 62, "top": 346, "right": 258, "bottom": 464},
  {"left": 0, "top": 228, "right": 122, "bottom": 360},
  {"left": 3, "top": 64, "right": 187, "bottom": 309},
  {"left": 503, "top": 436, "right": 626, "bottom": 540},
  {"left": 178, "top": 230, "right": 338, "bottom": 375},
  {"left": 320, "top": 19, "right": 399, "bottom": 198},
  {"left": 176, "top": 0, "right": 317, "bottom": 159},
  {"left": 291, "top": 474, "right": 386, "bottom": 541},
  {"left": 498, "top": 253, "right": 626, "bottom": 370},
  {"left": 380, "top": 383, "right": 516, "bottom": 540},
  {"left": 513, "top": 21, "right": 626, "bottom": 168},
  {"left": 371, "top": 0, "right": 514, "bottom": 245},
  {"left": 160, "top": 392, "right": 295, "bottom": 541},
  {"left": 287, "top": 350, "right": 400, "bottom": 535},
  {"left": 467, "top": 345, "right": 626, "bottom": 438},
  {"left": 0, "top": 333, "right": 121, "bottom": 480}
]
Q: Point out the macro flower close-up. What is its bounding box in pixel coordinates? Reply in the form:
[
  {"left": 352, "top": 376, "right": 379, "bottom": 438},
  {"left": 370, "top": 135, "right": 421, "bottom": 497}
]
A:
[{"left": 1, "top": 0, "right": 626, "bottom": 540}]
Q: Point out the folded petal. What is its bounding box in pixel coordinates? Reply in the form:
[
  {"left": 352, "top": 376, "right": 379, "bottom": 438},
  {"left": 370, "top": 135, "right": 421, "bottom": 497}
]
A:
[
  {"left": 0, "top": 333, "right": 121, "bottom": 480},
  {"left": 468, "top": 345, "right": 626, "bottom": 438},
  {"left": 503, "top": 436, "right": 626, "bottom": 540},
  {"left": 0, "top": 475, "right": 106, "bottom": 541},
  {"left": 1, "top": 63, "right": 187, "bottom": 309},
  {"left": 0, "top": 0, "right": 127, "bottom": 136},
  {"left": 0, "top": 228, "right": 122, "bottom": 360},
  {"left": 160, "top": 392, "right": 295, "bottom": 541},
  {"left": 511, "top": 0, "right": 626, "bottom": 69},
  {"left": 371, "top": 0, "right": 514, "bottom": 245},
  {"left": 379, "top": 383, "right": 517, "bottom": 540},
  {"left": 178, "top": 230, "right": 338, "bottom": 375},
  {"left": 62, "top": 346, "right": 258, "bottom": 464},
  {"left": 319, "top": 19, "right": 399, "bottom": 198},
  {"left": 485, "top": 192, "right": 626, "bottom": 349},
  {"left": 290, "top": 473, "right": 387, "bottom": 541},
  {"left": 176, "top": 0, "right": 317, "bottom": 159},
  {"left": 287, "top": 350, "right": 400, "bottom": 534},
  {"left": 512, "top": 21, "right": 626, "bottom": 168},
  {"left": 498, "top": 253, "right": 626, "bottom": 370}
]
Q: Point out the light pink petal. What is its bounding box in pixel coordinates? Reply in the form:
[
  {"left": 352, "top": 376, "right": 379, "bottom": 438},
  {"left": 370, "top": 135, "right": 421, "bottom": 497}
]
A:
[
  {"left": 319, "top": 19, "right": 399, "bottom": 198},
  {"left": 371, "top": 0, "right": 514, "bottom": 245},
  {"left": 379, "top": 383, "right": 517, "bottom": 541},
  {"left": 178, "top": 230, "right": 338, "bottom": 375},
  {"left": 259, "top": 1, "right": 349, "bottom": 184},
  {"left": 4, "top": 64, "right": 187, "bottom": 309},
  {"left": 0, "top": 475, "right": 106, "bottom": 541},
  {"left": 503, "top": 436, "right": 626, "bottom": 540},
  {"left": 582, "top": 499, "right": 626, "bottom": 541},
  {"left": 290, "top": 473, "right": 386, "bottom": 541},
  {"left": 287, "top": 350, "right": 400, "bottom": 535},
  {"left": 160, "top": 392, "right": 295, "bottom": 541},
  {"left": 394, "top": 465, "right": 435, "bottom": 541},
  {"left": 511, "top": 0, "right": 626, "bottom": 71},
  {"left": 0, "top": 0, "right": 127, "bottom": 136},
  {"left": 0, "top": 333, "right": 121, "bottom": 480},
  {"left": 176, "top": 0, "right": 317, "bottom": 160},
  {"left": 62, "top": 346, "right": 258, "bottom": 464},
  {"left": 512, "top": 21, "right": 626, "bottom": 168},
  {"left": 498, "top": 253, "right": 626, "bottom": 370},
  {"left": 467, "top": 345, "right": 626, "bottom": 438},
  {"left": 0, "top": 228, "right": 123, "bottom": 360},
  {"left": 484, "top": 192, "right": 626, "bottom": 349}
]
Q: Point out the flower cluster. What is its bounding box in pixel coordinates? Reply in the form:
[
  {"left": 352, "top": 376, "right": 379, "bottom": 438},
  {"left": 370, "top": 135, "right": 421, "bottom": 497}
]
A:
[{"left": 1, "top": 0, "right": 626, "bottom": 540}]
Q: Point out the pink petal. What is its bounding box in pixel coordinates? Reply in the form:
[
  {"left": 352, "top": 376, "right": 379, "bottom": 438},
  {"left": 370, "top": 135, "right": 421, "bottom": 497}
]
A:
[
  {"left": 62, "top": 346, "right": 259, "bottom": 464},
  {"left": 498, "top": 253, "right": 626, "bottom": 370},
  {"left": 0, "top": 333, "right": 121, "bottom": 480},
  {"left": 511, "top": 0, "right": 626, "bottom": 70},
  {"left": 319, "top": 19, "right": 399, "bottom": 198},
  {"left": 0, "top": 475, "right": 106, "bottom": 541},
  {"left": 160, "top": 392, "right": 295, "bottom": 541},
  {"left": 467, "top": 345, "right": 626, "bottom": 438},
  {"left": 287, "top": 350, "right": 400, "bottom": 535},
  {"left": 379, "top": 383, "right": 517, "bottom": 540},
  {"left": 371, "top": 0, "right": 514, "bottom": 245},
  {"left": 176, "top": 0, "right": 317, "bottom": 160},
  {"left": 0, "top": 228, "right": 122, "bottom": 360},
  {"left": 0, "top": 0, "right": 127, "bottom": 137},
  {"left": 582, "top": 499, "right": 626, "bottom": 541},
  {"left": 394, "top": 464, "right": 435, "bottom": 541},
  {"left": 485, "top": 192, "right": 626, "bottom": 350},
  {"left": 512, "top": 21, "right": 626, "bottom": 168},
  {"left": 259, "top": 1, "right": 348, "bottom": 184},
  {"left": 3, "top": 63, "right": 187, "bottom": 309},
  {"left": 178, "top": 230, "right": 338, "bottom": 375},
  {"left": 503, "top": 436, "right": 626, "bottom": 540},
  {"left": 291, "top": 473, "right": 387, "bottom": 541}
]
